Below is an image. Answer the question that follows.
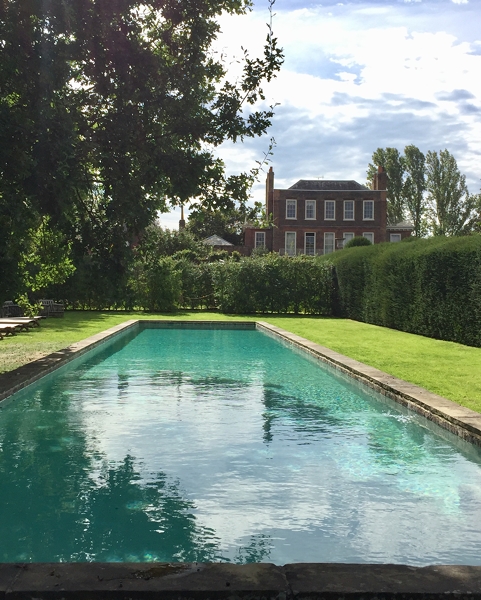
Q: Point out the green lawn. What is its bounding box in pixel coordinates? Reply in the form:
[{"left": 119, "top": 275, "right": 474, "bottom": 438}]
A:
[{"left": 2, "top": 311, "right": 481, "bottom": 413}]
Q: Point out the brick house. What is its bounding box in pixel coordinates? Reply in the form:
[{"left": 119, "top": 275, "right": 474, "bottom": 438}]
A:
[{"left": 244, "top": 166, "right": 412, "bottom": 255}]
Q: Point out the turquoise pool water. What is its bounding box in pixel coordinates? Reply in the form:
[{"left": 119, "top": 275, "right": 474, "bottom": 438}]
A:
[{"left": 1, "top": 327, "right": 481, "bottom": 565}]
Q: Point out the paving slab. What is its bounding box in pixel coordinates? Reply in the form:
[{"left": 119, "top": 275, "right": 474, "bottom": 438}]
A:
[
  {"left": 282, "top": 563, "right": 481, "bottom": 598},
  {"left": 7, "top": 562, "right": 288, "bottom": 600}
]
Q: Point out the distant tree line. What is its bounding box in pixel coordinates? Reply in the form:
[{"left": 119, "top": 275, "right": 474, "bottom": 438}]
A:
[{"left": 367, "top": 147, "right": 481, "bottom": 237}]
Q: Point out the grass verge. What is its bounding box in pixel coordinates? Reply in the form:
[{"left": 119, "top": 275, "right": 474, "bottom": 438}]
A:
[{"left": 1, "top": 311, "right": 481, "bottom": 413}]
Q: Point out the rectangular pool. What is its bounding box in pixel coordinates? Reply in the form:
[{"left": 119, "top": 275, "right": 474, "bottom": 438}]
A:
[{"left": 1, "top": 324, "right": 481, "bottom": 565}]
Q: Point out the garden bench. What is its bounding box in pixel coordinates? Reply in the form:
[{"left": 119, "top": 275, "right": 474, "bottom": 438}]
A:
[
  {"left": 1, "top": 301, "right": 23, "bottom": 317},
  {"left": 39, "top": 299, "right": 65, "bottom": 317}
]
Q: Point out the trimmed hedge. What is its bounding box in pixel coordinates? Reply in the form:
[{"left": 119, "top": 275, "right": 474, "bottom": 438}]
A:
[
  {"left": 211, "top": 254, "right": 335, "bottom": 314},
  {"left": 329, "top": 235, "right": 481, "bottom": 346}
]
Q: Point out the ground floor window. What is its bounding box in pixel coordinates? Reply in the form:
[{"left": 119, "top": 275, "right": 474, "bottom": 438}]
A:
[
  {"left": 343, "top": 232, "right": 354, "bottom": 247},
  {"left": 305, "top": 232, "right": 316, "bottom": 255},
  {"left": 363, "top": 232, "right": 374, "bottom": 244},
  {"left": 390, "top": 233, "right": 401, "bottom": 242},
  {"left": 324, "top": 232, "right": 335, "bottom": 254},
  {"left": 285, "top": 232, "right": 296, "bottom": 256},
  {"left": 255, "top": 231, "right": 266, "bottom": 248}
]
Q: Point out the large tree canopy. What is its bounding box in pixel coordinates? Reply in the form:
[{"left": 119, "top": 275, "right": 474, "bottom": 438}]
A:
[{"left": 0, "top": 0, "right": 283, "bottom": 302}]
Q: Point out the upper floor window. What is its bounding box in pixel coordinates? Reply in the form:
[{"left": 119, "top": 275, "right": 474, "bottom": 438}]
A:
[
  {"left": 363, "top": 232, "right": 374, "bottom": 244},
  {"left": 305, "top": 200, "right": 316, "bottom": 220},
  {"left": 325, "top": 200, "right": 335, "bottom": 220},
  {"left": 286, "top": 199, "right": 297, "bottom": 219},
  {"left": 344, "top": 200, "right": 354, "bottom": 220},
  {"left": 255, "top": 231, "right": 266, "bottom": 248},
  {"left": 363, "top": 200, "right": 374, "bottom": 220}
]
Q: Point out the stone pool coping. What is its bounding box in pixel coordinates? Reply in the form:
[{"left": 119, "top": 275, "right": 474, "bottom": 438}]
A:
[
  {"left": 1, "top": 562, "right": 481, "bottom": 600},
  {"left": 1, "top": 319, "right": 481, "bottom": 595}
]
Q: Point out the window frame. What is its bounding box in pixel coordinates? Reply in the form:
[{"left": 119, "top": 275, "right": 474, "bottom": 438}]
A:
[
  {"left": 324, "top": 232, "right": 335, "bottom": 255},
  {"left": 305, "top": 200, "right": 316, "bottom": 220},
  {"left": 363, "top": 232, "right": 374, "bottom": 244},
  {"left": 285, "top": 231, "right": 297, "bottom": 256},
  {"left": 255, "top": 231, "right": 266, "bottom": 248},
  {"left": 286, "top": 199, "right": 297, "bottom": 220},
  {"left": 304, "top": 232, "right": 316, "bottom": 256},
  {"left": 343, "top": 200, "right": 354, "bottom": 221},
  {"left": 324, "top": 200, "right": 336, "bottom": 221},
  {"left": 363, "top": 200, "right": 374, "bottom": 220},
  {"left": 390, "top": 233, "right": 402, "bottom": 243}
]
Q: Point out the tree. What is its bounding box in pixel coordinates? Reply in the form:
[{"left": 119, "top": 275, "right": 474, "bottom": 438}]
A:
[
  {"left": 0, "top": 0, "right": 283, "bottom": 301},
  {"left": 425, "top": 150, "right": 478, "bottom": 236},
  {"left": 187, "top": 202, "right": 262, "bottom": 244},
  {"left": 367, "top": 148, "right": 405, "bottom": 225},
  {"left": 403, "top": 145, "right": 427, "bottom": 238}
]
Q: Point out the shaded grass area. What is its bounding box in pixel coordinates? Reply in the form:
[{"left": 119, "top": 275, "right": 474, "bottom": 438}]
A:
[{"left": 1, "top": 311, "right": 481, "bottom": 413}]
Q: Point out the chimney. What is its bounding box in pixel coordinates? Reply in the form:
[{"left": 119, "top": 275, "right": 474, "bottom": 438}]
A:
[
  {"left": 266, "top": 166, "right": 274, "bottom": 216},
  {"left": 179, "top": 204, "right": 186, "bottom": 230},
  {"left": 373, "top": 165, "right": 388, "bottom": 191}
]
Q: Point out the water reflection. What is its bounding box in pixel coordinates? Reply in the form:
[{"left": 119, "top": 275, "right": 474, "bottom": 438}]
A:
[{"left": 1, "top": 328, "right": 481, "bottom": 564}]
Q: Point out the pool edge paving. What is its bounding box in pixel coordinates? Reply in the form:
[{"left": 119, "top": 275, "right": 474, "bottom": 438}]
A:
[{"left": 1, "top": 563, "right": 481, "bottom": 599}]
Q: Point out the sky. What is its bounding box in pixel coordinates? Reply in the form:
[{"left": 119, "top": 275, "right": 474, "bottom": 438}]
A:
[{"left": 159, "top": 0, "right": 481, "bottom": 229}]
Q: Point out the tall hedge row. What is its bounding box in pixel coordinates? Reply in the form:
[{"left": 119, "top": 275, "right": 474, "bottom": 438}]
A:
[
  {"left": 329, "top": 235, "right": 481, "bottom": 346},
  {"left": 129, "top": 254, "right": 336, "bottom": 315}
]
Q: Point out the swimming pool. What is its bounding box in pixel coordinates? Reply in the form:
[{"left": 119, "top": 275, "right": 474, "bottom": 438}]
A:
[{"left": 1, "top": 324, "right": 481, "bottom": 565}]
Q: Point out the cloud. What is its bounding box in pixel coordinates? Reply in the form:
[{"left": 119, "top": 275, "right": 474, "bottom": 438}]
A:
[{"left": 436, "top": 89, "right": 476, "bottom": 101}]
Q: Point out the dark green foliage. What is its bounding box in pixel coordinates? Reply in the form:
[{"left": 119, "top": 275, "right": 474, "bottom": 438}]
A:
[
  {"left": 344, "top": 236, "right": 372, "bottom": 248},
  {"left": 329, "top": 235, "right": 481, "bottom": 346},
  {"left": 211, "top": 254, "right": 336, "bottom": 314}
]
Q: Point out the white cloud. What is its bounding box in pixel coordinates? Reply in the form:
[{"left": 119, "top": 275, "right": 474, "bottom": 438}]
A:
[{"left": 208, "top": 1, "right": 481, "bottom": 203}]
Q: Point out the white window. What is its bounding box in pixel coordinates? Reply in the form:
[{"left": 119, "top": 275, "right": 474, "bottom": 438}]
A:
[
  {"left": 325, "top": 200, "right": 335, "bottom": 220},
  {"left": 344, "top": 200, "right": 354, "bottom": 220},
  {"left": 255, "top": 231, "right": 266, "bottom": 248},
  {"left": 390, "top": 233, "right": 401, "bottom": 243},
  {"left": 363, "top": 232, "right": 374, "bottom": 244},
  {"left": 285, "top": 232, "right": 296, "bottom": 256},
  {"left": 343, "top": 232, "right": 354, "bottom": 247},
  {"left": 324, "top": 232, "right": 335, "bottom": 254},
  {"left": 363, "top": 200, "right": 374, "bottom": 220},
  {"left": 305, "top": 200, "right": 316, "bottom": 220},
  {"left": 305, "top": 232, "right": 316, "bottom": 255},
  {"left": 286, "top": 199, "right": 297, "bottom": 219}
]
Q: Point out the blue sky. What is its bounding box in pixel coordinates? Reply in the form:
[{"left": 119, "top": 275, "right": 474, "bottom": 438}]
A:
[{"left": 160, "top": 0, "right": 481, "bottom": 228}]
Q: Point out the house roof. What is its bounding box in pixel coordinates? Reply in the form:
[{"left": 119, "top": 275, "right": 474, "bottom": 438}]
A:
[
  {"left": 387, "top": 221, "right": 414, "bottom": 230},
  {"left": 202, "top": 234, "right": 234, "bottom": 246},
  {"left": 288, "top": 180, "right": 370, "bottom": 191}
]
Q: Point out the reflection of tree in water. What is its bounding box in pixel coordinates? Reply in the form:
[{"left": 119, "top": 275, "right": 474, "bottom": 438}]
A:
[
  {"left": 261, "top": 384, "right": 341, "bottom": 444},
  {"left": 234, "top": 533, "right": 273, "bottom": 564},
  {"left": 0, "top": 382, "right": 222, "bottom": 562}
]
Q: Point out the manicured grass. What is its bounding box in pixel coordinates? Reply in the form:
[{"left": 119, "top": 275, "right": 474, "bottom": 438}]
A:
[{"left": 1, "top": 311, "right": 481, "bottom": 413}]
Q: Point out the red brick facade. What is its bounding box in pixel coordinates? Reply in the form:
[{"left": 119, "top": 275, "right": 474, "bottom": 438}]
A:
[{"left": 244, "top": 167, "right": 412, "bottom": 255}]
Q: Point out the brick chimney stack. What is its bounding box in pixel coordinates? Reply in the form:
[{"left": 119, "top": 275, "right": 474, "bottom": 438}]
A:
[
  {"left": 373, "top": 165, "right": 388, "bottom": 191},
  {"left": 266, "top": 166, "right": 274, "bottom": 216},
  {"left": 179, "top": 204, "right": 186, "bottom": 230}
]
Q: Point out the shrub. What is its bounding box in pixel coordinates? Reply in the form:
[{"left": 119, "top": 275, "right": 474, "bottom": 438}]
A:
[{"left": 344, "top": 236, "right": 372, "bottom": 248}]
